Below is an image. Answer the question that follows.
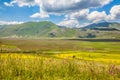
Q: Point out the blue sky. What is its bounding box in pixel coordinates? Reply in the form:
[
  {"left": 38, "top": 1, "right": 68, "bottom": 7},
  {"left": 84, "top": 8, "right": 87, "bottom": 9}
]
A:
[{"left": 0, "top": 0, "right": 120, "bottom": 27}]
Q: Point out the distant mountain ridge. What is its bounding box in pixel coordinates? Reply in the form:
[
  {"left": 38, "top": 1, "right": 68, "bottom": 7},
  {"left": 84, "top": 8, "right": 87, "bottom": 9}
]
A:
[
  {"left": 0, "top": 21, "right": 120, "bottom": 39},
  {"left": 83, "top": 22, "right": 113, "bottom": 28},
  {"left": 82, "top": 22, "right": 120, "bottom": 30}
]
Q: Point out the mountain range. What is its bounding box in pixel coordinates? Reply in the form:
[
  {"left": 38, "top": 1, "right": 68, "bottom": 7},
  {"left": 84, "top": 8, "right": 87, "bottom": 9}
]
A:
[{"left": 0, "top": 21, "right": 120, "bottom": 39}]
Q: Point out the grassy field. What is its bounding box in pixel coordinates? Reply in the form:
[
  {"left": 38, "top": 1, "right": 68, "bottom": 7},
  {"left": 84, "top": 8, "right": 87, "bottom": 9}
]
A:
[{"left": 0, "top": 38, "right": 120, "bottom": 80}]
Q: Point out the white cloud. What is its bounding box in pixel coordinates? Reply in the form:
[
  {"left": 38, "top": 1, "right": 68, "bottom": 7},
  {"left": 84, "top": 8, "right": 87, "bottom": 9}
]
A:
[
  {"left": 108, "top": 5, "right": 120, "bottom": 20},
  {"left": 5, "top": 0, "right": 120, "bottom": 28},
  {"left": 30, "top": 12, "right": 49, "bottom": 18},
  {"left": 40, "top": 0, "right": 112, "bottom": 13},
  {"left": 60, "top": 10, "right": 108, "bottom": 27},
  {"left": 87, "top": 11, "right": 107, "bottom": 23},
  {"left": 58, "top": 20, "right": 80, "bottom": 28},
  {"left": 69, "top": 9, "right": 89, "bottom": 21},
  {"left": 4, "top": 0, "right": 35, "bottom": 7},
  {"left": 60, "top": 9, "right": 107, "bottom": 27},
  {"left": 59, "top": 4, "right": 120, "bottom": 28},
  {"left": 5, "top": 0, "right": 112, "bottom": 18},
  {"left": 100, "top": 0, "right": 113, "bottom": 6},
  {"left": 69, "top": 10, "right": 108, "bottom": 23},
  {"left": 0, "top": 21, "right": 24, "bottom": 25},
  {"left": 58, "top": 19, "right": 91, "bottom": 28},
  {"left": 4, "top": 2, "right": 14, "bottom": 7}
]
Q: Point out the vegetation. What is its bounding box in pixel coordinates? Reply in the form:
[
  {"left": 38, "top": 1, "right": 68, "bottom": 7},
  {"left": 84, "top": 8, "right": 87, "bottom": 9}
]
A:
[
  {"left": 0, "top": 39, "right": 120, "bottom": 80},
  {"left": 0, "top": 38, "right": 120, "bottom": 53},
  {"left": 0, "top": 53, "right": 120, "bottom": 80},
  {"left": 0, "top": 21, "right": 120, "bottom": 39}
]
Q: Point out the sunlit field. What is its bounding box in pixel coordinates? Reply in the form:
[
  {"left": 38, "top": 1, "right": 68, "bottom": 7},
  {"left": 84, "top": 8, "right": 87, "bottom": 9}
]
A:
[{"left": 0, "top": 39, "right": 120, "bottom": 80}]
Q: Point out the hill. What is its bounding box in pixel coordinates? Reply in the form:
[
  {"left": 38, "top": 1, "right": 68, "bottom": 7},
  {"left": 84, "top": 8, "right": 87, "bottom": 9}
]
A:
[
  {"left": 0, "top": 21, "right": 78, "bottom": 38},
  {"left": 0, "top": 21, "right": 120, "bottom": 39}
]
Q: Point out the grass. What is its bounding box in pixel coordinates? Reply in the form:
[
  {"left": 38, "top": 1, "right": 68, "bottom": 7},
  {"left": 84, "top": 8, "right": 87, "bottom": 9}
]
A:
[
  {"left": 0, "top": 53, "right": 120, "bottom": 80},
  {"left": 0, "top": 38, "right": 120, "bottom": 53},
  {"left": 54, "top": 52, "right": 120, "bottom": 64},
  {"left": 0, "top": 38, "right": 120, "bottom": 80}
]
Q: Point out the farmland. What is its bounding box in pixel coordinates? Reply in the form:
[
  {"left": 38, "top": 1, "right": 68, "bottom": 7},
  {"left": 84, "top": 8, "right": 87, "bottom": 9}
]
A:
[{"left": 0, "top": 38, "right": 120, "bottom": 80}]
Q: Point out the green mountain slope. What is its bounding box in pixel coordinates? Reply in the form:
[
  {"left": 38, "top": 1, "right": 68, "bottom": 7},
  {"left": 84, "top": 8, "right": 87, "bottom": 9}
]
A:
[
  {"left": 0, "top": 21, "right": 120, "bottom": 39},
  {"left": 0, "top": 21, "right": 78, "bottom": 38}
]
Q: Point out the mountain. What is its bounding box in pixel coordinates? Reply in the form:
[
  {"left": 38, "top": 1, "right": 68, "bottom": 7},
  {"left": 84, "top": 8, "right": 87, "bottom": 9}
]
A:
[
  {"left": 0, "top": 21, "right": 78, "bottom": 38},
  {"left": 82, "top": 22, "right": 120, "bottom": 31},
  {"left": 0, "top": 21, "right": 120, "bottom": 39}
]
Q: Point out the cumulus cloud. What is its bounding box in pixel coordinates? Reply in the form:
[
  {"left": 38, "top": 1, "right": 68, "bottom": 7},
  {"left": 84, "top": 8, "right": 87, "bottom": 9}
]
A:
[
  {"left": 68, "top": 10, "right": 108, "bottom": 23},
  {"left": 4, "top": 2, "right": 14, "bottom": 7},
  {"left": 108, "top": 5, "right": 120, "bottom": 20},
  {"left": 70, "top": 9, "right": 89, "bottom": 21},
  {"left": 4, "top": 0, "right": 112, "bottom": 18},
  {"left": 5, "top": 0, "right": 120, "bottom": 28},
  {"left": 60, "top": 10, "right": 108, "bottom": 27},
  {"left": 30, "top": 12, "right": 49, "bottom": 18},
  {"left": 0, "top": 21, "right": 24, "bottom": 25},
  {"left": 58, "top": 20, "right": 80, "bottom": 28},
  {"left": 40, "top": 0, "right": 112, "bottom": 13},
  {"left": 58, "top": 19, "right": 91, "bottom": 28},
  {"left": 59, "top": 4, "right": 120, "bottom": 27},
  {"left": 33, "top": 0, "right": 112, "bottom": 18},
  {"left": 87, "top": 11, "right": 107, "bottom": 23},
  {"left": 4, "top": 0, "right": 35, "bottom": 7}
]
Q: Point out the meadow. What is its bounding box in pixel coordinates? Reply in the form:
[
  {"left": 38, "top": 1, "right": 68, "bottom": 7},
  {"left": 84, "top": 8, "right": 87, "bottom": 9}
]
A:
[{"left": 0, "top": 38, "right": 120, "bottom": 80}]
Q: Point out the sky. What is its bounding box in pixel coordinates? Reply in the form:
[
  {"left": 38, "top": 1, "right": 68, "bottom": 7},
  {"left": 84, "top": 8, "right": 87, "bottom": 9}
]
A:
[{"left": 0, "top": 0, "right": 120, "bottom": 27}]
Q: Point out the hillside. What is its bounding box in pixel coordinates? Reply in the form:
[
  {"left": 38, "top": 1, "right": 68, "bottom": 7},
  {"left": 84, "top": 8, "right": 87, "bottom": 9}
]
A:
[
  {"left": 0, "top": 21, "right": 120, "bottom": 39},
  {"left": 0, "top": 21, "right": 78, "bottom": 38}
]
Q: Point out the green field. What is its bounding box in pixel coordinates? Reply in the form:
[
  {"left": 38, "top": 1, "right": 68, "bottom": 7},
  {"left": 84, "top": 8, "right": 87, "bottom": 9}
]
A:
[{"left": 0, "top": 38, "right": 120, "bottom": 80}]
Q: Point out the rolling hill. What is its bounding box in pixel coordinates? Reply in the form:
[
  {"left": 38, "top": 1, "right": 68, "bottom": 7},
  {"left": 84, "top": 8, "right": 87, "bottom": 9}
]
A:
[
  {"left": 0, "top": 21, "right": 120, "bottom": 39},
  {"left": 0, "top": 21, "right": 78, "bottom": 38}
]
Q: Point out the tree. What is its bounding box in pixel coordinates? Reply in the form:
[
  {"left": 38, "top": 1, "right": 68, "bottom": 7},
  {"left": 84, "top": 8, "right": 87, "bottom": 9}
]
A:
[
  {"left": 87, "top": 33, "right": 96, "bottom": 38},
  {"left": 48, "top": 33, "right": 56, "bottom": 37}
]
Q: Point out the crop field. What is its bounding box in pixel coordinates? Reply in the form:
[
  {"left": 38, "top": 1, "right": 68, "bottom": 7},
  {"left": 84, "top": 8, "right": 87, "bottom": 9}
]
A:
[{"left": 0, "top": 38, "right": 120, "bottom": 80}]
